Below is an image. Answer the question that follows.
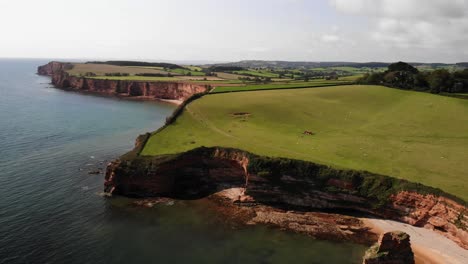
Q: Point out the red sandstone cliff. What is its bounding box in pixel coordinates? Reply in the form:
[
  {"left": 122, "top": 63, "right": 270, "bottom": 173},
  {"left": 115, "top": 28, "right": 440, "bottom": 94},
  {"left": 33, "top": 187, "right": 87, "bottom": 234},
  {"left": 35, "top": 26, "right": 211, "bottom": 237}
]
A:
[
  {"left": 105, "top": 146, "right": 468, "bottom": 249},
  {"left": 37, "top": 61, "right": 73, "bottom": 76},
  {"left": 389, "top": 191, "right": 468, "bottom": 248},
  {"left": 38, "top": 62, "right": 209, "bottom": 101}
]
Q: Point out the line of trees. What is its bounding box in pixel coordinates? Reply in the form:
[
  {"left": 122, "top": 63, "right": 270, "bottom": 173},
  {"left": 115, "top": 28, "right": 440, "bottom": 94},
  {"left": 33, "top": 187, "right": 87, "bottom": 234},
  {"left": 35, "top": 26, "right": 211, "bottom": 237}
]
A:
[
  {"left": 208, "top": 66, "right": 245, "bottom": 72},
  {"left": 358, "top": 61, "right": 468, "bottom": 94},
  {"left": 238, "top": 76, "right": 272, "bottom": 83},
  {"left": 135, "top": 73, "right": 174, "bottom": 77},
  {"left": 104, "top": 72, "right": 130, "bottom": 77}
]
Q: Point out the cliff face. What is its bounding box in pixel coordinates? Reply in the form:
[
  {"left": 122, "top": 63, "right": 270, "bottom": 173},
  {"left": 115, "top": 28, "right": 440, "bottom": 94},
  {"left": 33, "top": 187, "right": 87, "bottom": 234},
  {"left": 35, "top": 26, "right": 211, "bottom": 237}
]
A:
[
  {"left": 105, "top": 149, "right": 246, "bottom": 198},
  {"left": 38, "top": 62, "right": 209, "bottom": 101},
  {"left": 389, "top": 191, "right": 468, "bottom": 248},
  {"left": 37, "top": 61, "right": 73, "bottom": 76},
  {"left": 105, "top": 146, "right": 467, "bottom": 249}
]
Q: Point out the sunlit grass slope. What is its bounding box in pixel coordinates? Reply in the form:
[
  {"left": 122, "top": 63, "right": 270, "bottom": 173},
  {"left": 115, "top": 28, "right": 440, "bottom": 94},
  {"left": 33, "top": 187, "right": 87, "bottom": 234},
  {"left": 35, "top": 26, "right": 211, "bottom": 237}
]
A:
[
  {"left": 212, "top": 79, "right": 351, "bottom": 93},
  {"left": 142, "top": 85, "right": 468, "bottom": 200}
]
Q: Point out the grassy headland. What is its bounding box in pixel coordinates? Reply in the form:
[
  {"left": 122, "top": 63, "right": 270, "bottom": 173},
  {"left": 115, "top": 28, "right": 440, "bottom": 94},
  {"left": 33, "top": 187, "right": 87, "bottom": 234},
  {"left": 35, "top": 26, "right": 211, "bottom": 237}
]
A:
[{"left": 141, "top": 85, "right": 468, "bottom": 200}]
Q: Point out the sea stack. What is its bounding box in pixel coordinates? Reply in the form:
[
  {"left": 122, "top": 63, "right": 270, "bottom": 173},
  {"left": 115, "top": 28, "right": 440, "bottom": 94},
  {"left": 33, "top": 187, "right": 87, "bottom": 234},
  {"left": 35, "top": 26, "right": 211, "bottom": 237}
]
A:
[{"left": 362, "top": 231, "right": 414, "bottom": 264}]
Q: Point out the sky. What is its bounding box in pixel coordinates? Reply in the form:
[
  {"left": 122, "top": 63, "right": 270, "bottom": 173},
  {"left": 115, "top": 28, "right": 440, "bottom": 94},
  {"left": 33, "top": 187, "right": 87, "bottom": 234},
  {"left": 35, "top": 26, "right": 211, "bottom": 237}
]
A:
[{"left": 0, "top": 0, "right": 467, "bottom": 63}]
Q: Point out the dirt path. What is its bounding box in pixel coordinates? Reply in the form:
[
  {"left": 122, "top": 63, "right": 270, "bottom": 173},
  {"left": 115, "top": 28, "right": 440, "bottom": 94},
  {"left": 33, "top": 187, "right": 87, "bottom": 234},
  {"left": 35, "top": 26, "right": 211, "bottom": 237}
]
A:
[
  {"left": 185, "top": 105, "right": 317, "bottom": 159},
  {"left": 363, "top": 218, "right": 468, "bottom": 264},
  {"left": 186, "top": 105, "right": 237, "bottom": 139}
]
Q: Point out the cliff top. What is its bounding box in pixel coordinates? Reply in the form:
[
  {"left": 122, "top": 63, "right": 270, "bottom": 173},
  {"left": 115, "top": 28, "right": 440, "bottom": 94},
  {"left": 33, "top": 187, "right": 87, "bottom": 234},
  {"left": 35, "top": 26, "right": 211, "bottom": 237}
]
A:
[{"left": 140, "top": 84, "right": 468, "bottom": 201}]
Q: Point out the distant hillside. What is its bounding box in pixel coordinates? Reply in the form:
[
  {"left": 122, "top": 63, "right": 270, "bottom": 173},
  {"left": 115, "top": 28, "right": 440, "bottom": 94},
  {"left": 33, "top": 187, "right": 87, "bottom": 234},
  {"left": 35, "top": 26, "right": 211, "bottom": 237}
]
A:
[
  {"left": 209, "top": 60, "right": 389, "bottom": 69},
  {"left": 209, "top": 60, "right": 467, "bottom": 69}
]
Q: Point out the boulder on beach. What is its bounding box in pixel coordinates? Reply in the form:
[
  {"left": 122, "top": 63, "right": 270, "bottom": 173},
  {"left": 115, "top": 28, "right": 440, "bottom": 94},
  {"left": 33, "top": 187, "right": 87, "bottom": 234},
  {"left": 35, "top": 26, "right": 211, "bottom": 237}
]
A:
[{"left": 363, "top": 231, "right": 414, "bottom": 264}]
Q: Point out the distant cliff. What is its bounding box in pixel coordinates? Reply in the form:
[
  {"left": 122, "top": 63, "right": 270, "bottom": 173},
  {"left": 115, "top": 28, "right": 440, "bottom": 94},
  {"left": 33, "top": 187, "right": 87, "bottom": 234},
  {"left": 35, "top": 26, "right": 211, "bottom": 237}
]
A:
[
  {"left": 37, "top": 61, "right": 73, "bottom": 76},
  {"left": 105, "top": 146, "right": 468, "bottom": 249},
  {"left": 38, "top": 61, "right": 210, "bottom": 101}
]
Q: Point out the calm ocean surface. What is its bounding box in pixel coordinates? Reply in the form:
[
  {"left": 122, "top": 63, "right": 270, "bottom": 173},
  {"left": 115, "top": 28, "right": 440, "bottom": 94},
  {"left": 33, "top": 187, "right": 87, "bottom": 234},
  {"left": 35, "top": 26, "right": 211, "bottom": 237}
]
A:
[{"left": 0, "top": 59, "right": 366, "bottom": 264}]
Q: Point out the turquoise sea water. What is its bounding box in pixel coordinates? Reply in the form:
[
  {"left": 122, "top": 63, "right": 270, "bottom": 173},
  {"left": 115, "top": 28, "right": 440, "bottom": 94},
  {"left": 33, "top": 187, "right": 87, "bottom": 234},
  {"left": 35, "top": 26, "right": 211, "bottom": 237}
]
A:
[{"left": 0, "top": 59, "right": 366, "bottom": 263}]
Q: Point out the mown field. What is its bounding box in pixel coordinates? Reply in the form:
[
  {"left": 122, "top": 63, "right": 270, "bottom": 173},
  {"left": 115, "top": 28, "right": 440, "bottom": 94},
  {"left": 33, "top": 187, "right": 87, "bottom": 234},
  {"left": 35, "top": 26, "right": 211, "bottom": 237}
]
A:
[
  {"left": 85, "top": 76, "right": 245, "bottom": 84},
  {"left": 88, "top": 76, "right": 184, "bottom": 81},
  {"left": 212, "top": 79, "right": 351, "bottom": 93},
  {"left": 68, "top": 63, "right": 206, "bottom": 78},
  {"left": 142, "top": 85, "right": 468, "bottom": 200},
  {"left": 66, "top": 63, "right": 369, "bottom": 89},
  {"left": 67, "top": 63, "right": 174, "bottom": 76},
  {"left": 309, "top": 66, "right": 386, "bottom": 75},
  {"left": 233, "top": 70, "right": 279, "bottom": 78},
  {"left": 168, "top": 68, "right": 206, "bottom": 76}
]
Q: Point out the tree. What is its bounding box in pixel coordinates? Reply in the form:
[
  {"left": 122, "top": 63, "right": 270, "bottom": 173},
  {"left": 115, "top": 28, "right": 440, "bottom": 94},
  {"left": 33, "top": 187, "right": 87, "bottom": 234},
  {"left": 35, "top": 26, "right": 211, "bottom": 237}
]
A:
[
  {"left": 364, "top": 72, "right": 384, "bottom": 84},
  {"left": 413, "top": 72, "right": 429, "bottom": 89},
  {"left": 427, "top": 69, "right": 452, "bottom": 93},
  {"left": 388, "top": 61, "right": 419, "bottom": 74},
  {"left": 453, "top": 69, "right": 468, "bottom": 79}
]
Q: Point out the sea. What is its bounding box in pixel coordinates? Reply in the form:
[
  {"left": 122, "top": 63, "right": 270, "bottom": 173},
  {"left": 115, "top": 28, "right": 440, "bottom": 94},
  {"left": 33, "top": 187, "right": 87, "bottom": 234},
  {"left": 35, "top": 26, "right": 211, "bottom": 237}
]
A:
[{"left": 0, "top": 59, "right": 366, "bottom": 264}]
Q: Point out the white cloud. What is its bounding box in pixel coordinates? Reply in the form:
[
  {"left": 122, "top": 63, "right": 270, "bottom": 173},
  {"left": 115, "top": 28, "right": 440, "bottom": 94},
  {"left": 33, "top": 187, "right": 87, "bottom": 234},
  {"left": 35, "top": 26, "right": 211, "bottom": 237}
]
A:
[
  {"left": 0, "top": 0, "right": 466, "bottom": 62},
  {"left": 321, "top": 34, "right": 341, "bottom": 43},
  {"left": 329, "top": 0, "right": 468, "bottom": 55},
  {"left": 247, "top": 47, "right": 270, "bottom": 53},
  {"left": 330, "top": 0, "right": 467, "bottom": 19}
]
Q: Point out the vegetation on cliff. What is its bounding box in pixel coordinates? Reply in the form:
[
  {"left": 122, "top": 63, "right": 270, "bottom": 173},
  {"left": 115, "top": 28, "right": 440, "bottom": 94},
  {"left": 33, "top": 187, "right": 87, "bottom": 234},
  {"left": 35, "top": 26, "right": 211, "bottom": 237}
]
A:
[
  {"left": 141, "top": 85, "right": 468, "bottom": 200},
  {"left": 113, "top": 146, "right": 465, "bottom": 206}
]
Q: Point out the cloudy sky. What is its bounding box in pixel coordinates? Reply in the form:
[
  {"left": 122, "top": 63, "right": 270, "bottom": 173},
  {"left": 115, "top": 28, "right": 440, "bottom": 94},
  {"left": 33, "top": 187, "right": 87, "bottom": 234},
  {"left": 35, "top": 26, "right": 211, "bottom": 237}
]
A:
[{"left": 0, "top": 0, "right": 467, "bottom": 62}]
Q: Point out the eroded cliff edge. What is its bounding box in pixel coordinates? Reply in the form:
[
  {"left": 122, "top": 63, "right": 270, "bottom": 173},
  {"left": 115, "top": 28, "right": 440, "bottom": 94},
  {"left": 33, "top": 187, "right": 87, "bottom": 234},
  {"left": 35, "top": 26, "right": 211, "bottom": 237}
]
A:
[
  {"left": 105, "top": 143, "right": 467, "bottom": 249},
  {"left": 37, "top": 61, "right": 209, "bottom": 101}
]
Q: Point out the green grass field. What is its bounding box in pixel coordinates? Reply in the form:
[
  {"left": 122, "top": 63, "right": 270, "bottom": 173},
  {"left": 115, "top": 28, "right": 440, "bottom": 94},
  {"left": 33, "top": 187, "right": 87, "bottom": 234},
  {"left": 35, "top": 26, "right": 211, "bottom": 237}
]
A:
[
  {"left": 233, "top": 70, "right": 279, "bottom": 78},
  {"left": 212, "top": 80, "right": 351, "bottom": 93},
  {"left": 330, "top": 66, "right": 361, "bottom": 72},
  {"left": 142, "top": 85, "right": 468, "bottom": 200},
  {"left": 67, "top": 63, "right": 172, "bottom": 76},
  {"left": 87, "top": 75, "right": 247, "bottom": 85},
  {"left": 168, "top": 68, "right": 206, "bottom": 76},
  {"left": 184, "top": 66, "right": 203, "bottom": 71},
  {"left": 310, "top": 66, "right": 386, "bottom": 75},
  {"left": 339, "top": 75, "right": 363, "bottom": 81},
  {"left": 128, "top": 66, "right": 165, "bottom": 70},
  {"left": 214, "top": 72, "right": 250, "bottom": 80},
  {"left": 88, "top": 76, "right": 184, "bottom": 81}
]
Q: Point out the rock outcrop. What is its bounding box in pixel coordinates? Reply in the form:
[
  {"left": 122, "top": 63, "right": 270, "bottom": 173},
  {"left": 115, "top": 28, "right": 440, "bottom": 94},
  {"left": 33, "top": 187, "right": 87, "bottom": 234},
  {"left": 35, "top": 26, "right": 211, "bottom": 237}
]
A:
[
  {"left": 37, "top": 61, "right": 73, "bottom": 76},
  {"left": 362, "top": 231, "right": 414, "bottom": 264},
  {"left": 38, "top": 62, "right": 209, "bottom": 101},
  {"left": 389, "top": 191, "right": 468, "bottom": 248},
  {"left": 105, "top": 146, "right": 468, "bottom": 249}
]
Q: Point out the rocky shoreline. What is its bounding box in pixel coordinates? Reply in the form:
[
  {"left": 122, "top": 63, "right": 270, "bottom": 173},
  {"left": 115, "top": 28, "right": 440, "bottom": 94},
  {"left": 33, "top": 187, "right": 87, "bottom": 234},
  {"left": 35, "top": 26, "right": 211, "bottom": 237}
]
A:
[
  {"left": 131, "top": 193, "right": 467, "bottom": 263},
  {"left": 133, "top": 193, "right": 377, "bottom": 244},
  {"left": 105, "top": 145, "right": 467, "bottom": 251},
  {"left": 365, "top": 218, "right": 468, "bottom": 263}
]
